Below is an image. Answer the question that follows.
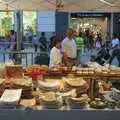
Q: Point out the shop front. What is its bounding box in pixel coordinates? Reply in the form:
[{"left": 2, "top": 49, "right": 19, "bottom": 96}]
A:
[{"left": 70, "top": 13, "right": 111, "bottom": 41}]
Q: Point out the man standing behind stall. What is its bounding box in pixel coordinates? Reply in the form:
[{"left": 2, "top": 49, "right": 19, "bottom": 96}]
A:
[{"left": 62, "top": 28, "right": 77, "bottom": 66}]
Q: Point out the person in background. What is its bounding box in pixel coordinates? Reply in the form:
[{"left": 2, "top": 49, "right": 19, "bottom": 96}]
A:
[
  {"left": 75, "top": 32, "right": 84, "bottom": 62},
  {"left": 60, "top": 32, "right": 66, "bottom": 41},
  {"left": 49, "top": 37, "right": 62, "bottom": 68},
  {"left": 50, "top": 32, "right": 56, "bottom": 50},
  {"left": 84, "top": 29, "right": 90, "bottom": 52},
  {"left": 91, "top": 44, "right": 110, "bottom": 66},
  {"left": 105, "top": 33, "right": 111, "bottom": 49},
  {"left": 89, "top": 32, "right": 94, "bottom": 52},
  {"left": 9, "top": 30, "right": 16, "bottom": 59},
  {"left": 95, "top": 34, "right": 102, "bottom": 50},
  {"left": 109, "top": 34, "right": 120, "bottom": 67},
  {"left": 109, "top": 46, "right": 120, "bottom": 67},
  {"left": 39, "top": 32, "right": 47, "bottom": 52},
  {"left": 33, "top": 34, "right": 39, "bottom": 52},
  {"left": 111, "top": 33, "right": 120, "bottom": 48},
  {"left": 10, "top": 30, "right": 16, "bottom": 47},
  {"left": 62, "top": 28, "right": 77, "bottom": 66}
]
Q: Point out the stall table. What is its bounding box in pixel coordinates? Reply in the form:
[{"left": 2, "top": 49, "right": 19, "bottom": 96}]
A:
[{"left": 0, "top": 109, "right": 120, "bottom": 120}]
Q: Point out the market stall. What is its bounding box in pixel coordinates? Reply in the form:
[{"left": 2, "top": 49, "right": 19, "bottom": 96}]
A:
[
  {"left": 0, "top": 62, "right": 119, "bottom": 111},
  {"left": 0, "top": 61, "right": 120, "bottom": 119}
]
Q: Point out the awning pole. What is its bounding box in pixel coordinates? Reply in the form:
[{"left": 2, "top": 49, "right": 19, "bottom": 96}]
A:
[
  {"left": 15, "top": 10, "right": 23, "bottom": 51},
  {"left": 14, "top": 10, "right": 23, "bottom": 64}
]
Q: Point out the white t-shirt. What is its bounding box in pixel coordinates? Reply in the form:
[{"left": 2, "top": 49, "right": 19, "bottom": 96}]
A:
[
  {"left": 62, "top": 37, "right": 77, "bottom": 58},
  {"left": 111, "top": 38, "right": 120, "bottom": 48},
  {"left": 49, "top": 47, "right": 62, "bottom": 68}
]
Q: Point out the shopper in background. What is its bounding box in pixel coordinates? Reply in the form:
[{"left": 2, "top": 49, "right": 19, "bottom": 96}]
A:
[
  {"left": 89, "top": 32, "right": 94, "bottom": 52},
  {"left": 84, "top": 29, "right": 90, "bottom": 52},
  {"left": 111, "top": 33, "right": 120, "bottom": 48},
  {"left": 109, "top": 33, "right": 120, "bottom": 67},
  {"left": 95, "top": 34, "right": 102, "bottom": 50},
  {"left": 9, "top": 30, "right": 16, "bottom": 59},
  {"left": 105, "top": 33, "right": 111, "bottom": 49},
  {"left": 10, "top": 30, "right": 16, "bottom": 48},
  {"left": 109, "top": 47, "right": 120, "bottom": 67},
  {"left": 60, "top": 32, "right": 66, "bottom": 41},
  {"left": 91, "top": 44, "right": 110, "bottom": 66},
  {"left": 62, "top": 28, "right": 77, "bottom": 66},
  {"left": 39, "top": 32, "right": 47, "bottom": 52},
  {"left": 50, "top": 32, "right": 56, "bottom": 50},
  {"left": 75, "top": 32, "right": 84, "bottom": 62},
  {"left": 49, "top": 37, "right": 62, "bottom": 68},
  {"left": 33, "top": 34, "right": 39, "bottom": 52}
]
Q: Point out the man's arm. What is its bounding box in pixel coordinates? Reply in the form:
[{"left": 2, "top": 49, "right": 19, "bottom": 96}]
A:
[{"left": 62, "top": 41, "right": 68, "bottom": 65}]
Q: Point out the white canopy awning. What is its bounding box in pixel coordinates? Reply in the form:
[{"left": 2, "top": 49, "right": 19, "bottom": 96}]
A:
[{"left": 0, "top": 0, "right": 120, "bottom": 12}]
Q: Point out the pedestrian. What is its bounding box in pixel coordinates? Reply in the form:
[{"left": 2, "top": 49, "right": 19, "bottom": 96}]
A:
[
  {"left": 49, "top": 37, "right": 62, "bottom": 68},
  {"left": 9, "top": 30, "right": 16, "bottom": 60},
  {"left": 109, "top": 34, "right": 120, "bottom": 67},
  {"left": 109, "top": 47, "right": 120, "bottom": 67},
  {"left": 91, "top": 44, "right": 110, "bottom": 66},
  {"left": 95, "top": 34, "right": 102, "bottom": 50},
  {"left": 50, "top": 32, "right": 56, "bottom": 50},
  {"left": 62, "top": 28, "right": 77, "bottom": 67},
  {"left": 111, "top": 33, "right": 120, "bottom": 48},
  {"left": 75, "top": 32, "right": 84, "bottom": 62},
  {"left": 84, "top": 29, "right": 90, "bottom": 52},
  {"left": 89, "top": 32, "right": 94, "bottom": 52},
  {"left": 39, "top": 32, "right": 47, "bottom": 52},
  {"left": 33, "top": 34, "right": 39, "bottom": 52},
  {"left": 60, "top": 32, "right": 66, "bottom": 41}
]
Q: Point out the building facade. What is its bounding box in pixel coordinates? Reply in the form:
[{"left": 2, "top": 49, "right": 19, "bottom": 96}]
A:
[{"left": 1, "top": 11, "right": 120, "bottom": 41}]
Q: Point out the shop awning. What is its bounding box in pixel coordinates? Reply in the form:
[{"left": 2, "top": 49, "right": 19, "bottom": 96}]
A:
[{"left": 0, "top": 0, "right": 120, "bottom": 12}]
